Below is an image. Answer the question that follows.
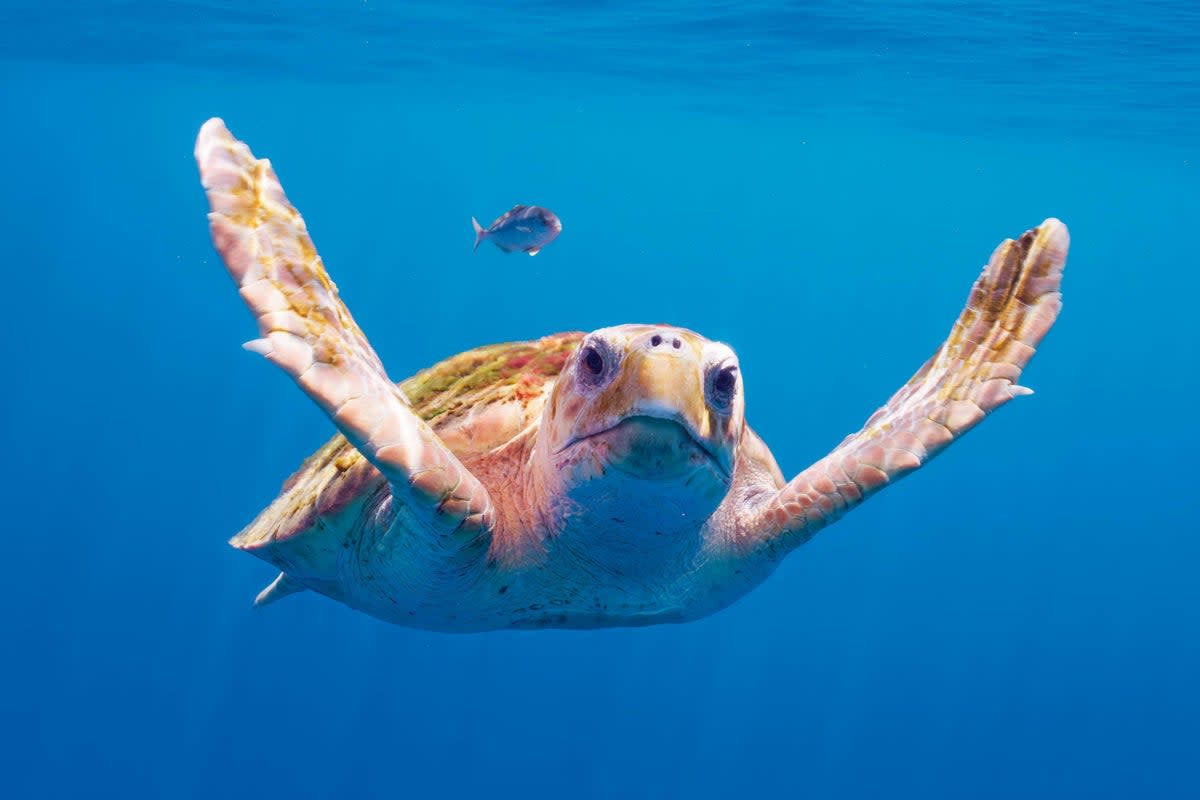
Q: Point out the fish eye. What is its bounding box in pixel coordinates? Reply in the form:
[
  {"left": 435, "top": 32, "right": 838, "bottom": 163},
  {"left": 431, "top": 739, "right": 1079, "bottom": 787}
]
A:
[{"left": 707, "top": 364, "right": 739, "bottom": 411}]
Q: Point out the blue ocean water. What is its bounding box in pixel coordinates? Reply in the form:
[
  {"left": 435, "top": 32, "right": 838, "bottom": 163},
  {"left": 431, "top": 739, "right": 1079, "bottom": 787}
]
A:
[{"left": 2, "top": 1, "right": 1198, "bottom": 797}]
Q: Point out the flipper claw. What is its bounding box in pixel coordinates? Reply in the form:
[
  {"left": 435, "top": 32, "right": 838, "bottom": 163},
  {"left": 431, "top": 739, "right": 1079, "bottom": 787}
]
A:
[{"left": 242, "top": 338, "right": 273, "bottom": 356}]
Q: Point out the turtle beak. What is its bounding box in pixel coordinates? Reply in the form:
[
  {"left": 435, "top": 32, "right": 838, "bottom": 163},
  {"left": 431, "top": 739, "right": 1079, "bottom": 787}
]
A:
[{"left": 622, "top": 347, "right": 711, "bottom": 436}]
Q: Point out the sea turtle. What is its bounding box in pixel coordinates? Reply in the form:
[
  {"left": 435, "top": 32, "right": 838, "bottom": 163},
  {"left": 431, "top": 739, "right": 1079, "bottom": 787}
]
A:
[{"left": 196, "top": 118, "right": 1068, "bottom": 632}]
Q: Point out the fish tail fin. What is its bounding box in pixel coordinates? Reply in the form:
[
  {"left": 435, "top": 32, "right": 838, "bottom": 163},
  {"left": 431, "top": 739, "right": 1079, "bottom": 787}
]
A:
[{"left": 472, "top": 217, "right": 486, "bottom": 252}]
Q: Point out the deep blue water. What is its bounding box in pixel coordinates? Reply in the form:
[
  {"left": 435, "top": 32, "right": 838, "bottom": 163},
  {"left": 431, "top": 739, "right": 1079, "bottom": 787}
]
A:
[{"left": 2, "top": 2, "right": 1198, "bottom": 798}]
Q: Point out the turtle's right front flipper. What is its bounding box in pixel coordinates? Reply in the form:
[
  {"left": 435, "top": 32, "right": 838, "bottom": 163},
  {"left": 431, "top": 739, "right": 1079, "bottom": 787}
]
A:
[{"left": 195, "top": 118, "right": 496, "bottom": 542}]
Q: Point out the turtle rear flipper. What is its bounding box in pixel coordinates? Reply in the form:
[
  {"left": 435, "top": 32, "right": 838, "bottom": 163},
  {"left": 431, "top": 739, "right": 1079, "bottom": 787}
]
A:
[{"left": 196, "top": 119, "right": 497, "bottom": 586}]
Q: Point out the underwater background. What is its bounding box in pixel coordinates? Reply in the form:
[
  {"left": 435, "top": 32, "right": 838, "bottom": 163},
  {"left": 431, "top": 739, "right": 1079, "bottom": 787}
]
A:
[{"left": 2, "top": 1, "right": 1198, "bottom": 797}]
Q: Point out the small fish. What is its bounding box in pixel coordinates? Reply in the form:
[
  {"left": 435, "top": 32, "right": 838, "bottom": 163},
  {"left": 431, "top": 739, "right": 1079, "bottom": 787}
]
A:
[{"left": 472, "top": 204, "right": 563, "bottom": 256}]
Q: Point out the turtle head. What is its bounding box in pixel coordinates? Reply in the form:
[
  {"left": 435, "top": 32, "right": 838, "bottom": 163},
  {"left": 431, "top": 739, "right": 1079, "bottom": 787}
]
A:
[{"left": 542, "top": 324, "right": 743, "bottom": 497}]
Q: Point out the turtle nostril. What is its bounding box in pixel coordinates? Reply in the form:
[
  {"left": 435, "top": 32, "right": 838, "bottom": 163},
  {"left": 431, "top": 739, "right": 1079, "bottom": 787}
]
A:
[
  {"left": 672, "top": 338, "right": 681, "bottom": 349},
  {"left": 650, "top": 334, "right": 663, "bottom": 347}
]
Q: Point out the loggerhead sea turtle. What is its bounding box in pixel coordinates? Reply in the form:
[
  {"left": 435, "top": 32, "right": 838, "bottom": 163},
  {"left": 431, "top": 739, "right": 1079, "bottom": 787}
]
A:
[{"left": 196, "top": 118, "right": 1068, "bottom": 632}]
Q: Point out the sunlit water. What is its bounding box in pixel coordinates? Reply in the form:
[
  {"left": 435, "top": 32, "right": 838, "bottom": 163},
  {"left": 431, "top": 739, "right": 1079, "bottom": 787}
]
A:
[{"left": 2, "top": 2, "right": 1198, "bottom": 798}]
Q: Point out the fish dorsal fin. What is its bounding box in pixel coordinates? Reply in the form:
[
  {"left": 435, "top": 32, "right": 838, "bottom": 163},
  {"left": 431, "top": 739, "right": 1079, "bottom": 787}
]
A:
[{"left": 253, "top": 572, "right": 306, "bottom": 607}]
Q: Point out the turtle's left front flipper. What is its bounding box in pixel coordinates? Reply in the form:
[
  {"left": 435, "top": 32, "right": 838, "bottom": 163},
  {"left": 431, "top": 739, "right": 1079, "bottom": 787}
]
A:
[
  {"left": 745, "top": 219, "right": 1068, "bottom": 552},
  {"left": 195, "top": 118, "right": 495, "bottom": 540}
]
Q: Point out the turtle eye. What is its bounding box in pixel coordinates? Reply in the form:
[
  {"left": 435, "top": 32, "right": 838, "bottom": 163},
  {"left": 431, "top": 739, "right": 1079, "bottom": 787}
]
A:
[
  {"left": 582, "top": 346, "right": 604, "bottom": 376},
  {"left": 577, "top": 336, "right": 620, "bottom": 389},
  {"left": 577, "top": 340, "right": 617, "bottom": 389},
  {"left": 707, "top": 364, "right": 739, "bottom": 411}
]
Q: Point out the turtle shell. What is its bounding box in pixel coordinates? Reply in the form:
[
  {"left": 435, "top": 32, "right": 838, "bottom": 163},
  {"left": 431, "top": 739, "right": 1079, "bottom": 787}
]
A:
[{"left": 231, "top": 332, "right": 583, "bottom": 554}]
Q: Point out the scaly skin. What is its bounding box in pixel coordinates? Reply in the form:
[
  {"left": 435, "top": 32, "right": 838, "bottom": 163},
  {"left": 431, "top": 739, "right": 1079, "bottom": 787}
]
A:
[{"left": 196, "top": 118, "right": 1068, "bottom": 630}]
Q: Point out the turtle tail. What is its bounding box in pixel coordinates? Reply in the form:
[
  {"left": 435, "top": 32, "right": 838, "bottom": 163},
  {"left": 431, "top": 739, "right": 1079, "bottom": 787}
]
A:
[
  {"left": 254, "top": 572, "right": 306, "bottom": 608},
  {"left": 472, "top": 217, "right": 487, "bottom": 252}
]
